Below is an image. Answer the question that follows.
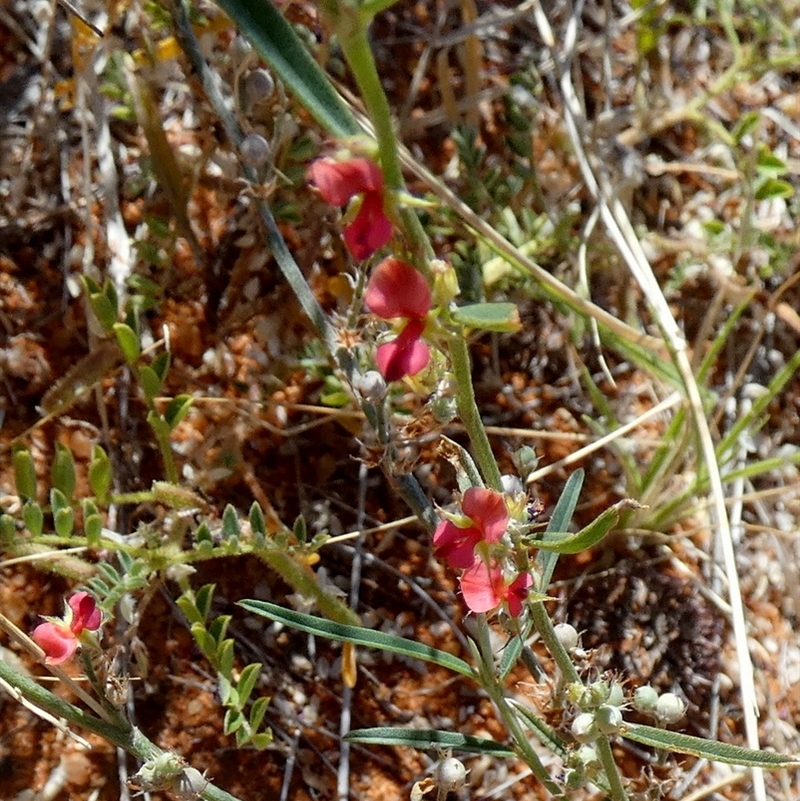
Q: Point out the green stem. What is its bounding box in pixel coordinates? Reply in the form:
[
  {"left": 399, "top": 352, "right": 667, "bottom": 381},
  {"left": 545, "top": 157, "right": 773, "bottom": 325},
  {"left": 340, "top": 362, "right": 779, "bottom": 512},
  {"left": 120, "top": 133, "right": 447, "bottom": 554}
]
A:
[
  {"left": 336, "top": 21, "right": 434, "bottom": 269},
  {"left": 0, "top": 659, "right": 243, "bottom": 801},
  {"left": 473, "top": 620, "right": 564, "bottom": 797},
  {"left": 448, "top": 335, "right": 502, "bottom": 490},
  {"left": 529, "top": 602, "right": 580, "bottom": 684},
  {"left": 595, "top": 736, "right": 630, "bottom": 801}
]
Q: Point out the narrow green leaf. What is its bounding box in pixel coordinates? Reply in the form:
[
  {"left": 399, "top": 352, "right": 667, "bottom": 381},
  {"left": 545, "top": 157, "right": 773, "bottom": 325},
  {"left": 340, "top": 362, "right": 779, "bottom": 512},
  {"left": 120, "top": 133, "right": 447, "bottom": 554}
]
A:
[
  {"left": 251, "top": 732, "right": 273, "bottom": 749},
  {"left": 137, "top": 365, "right": 163, "bottom": 401},
  {"left": 452, "top": 302, "right": 521, "bottom": 333},
  {"left": 177, "top": 594, "right": 203, "bottom": 627},
  {"left": 223, "top": 707, "right": 245, "bottom": 735},
  {"left": 0, "top": 514, "right": 15, "bottom": 543},
  {"left": 195, "top": 584, "right": 216, "bottom": 623},
  {"left": 190, "top": 623, "right": 217, "bottom": 659},
  {"left": 344, "top": 727, "right": 515, "bottom": 757},
  {"left": 249, "top": 503, "right": 266, "bottom": 545},
  {"left": 212, "top": 0, "right": 358, "bottom": 138},
  {"left": 51, "top": 443, "right": 76, "bottom": 500},
  {"left": 621, "top": 722, "right": 800, "bottom": 768},
  {"left": 13, "top": 448, "right": 37, "bottom": 501},
  {"left": 249, "top": 696, "right": 270, "bottom": 732},
  {"left": 164, "top": 395, "right": 193, "bottom": 429},
  {"left": 217, "top": 639, "right": 235, "bottom": 678},
  {"left": 239, "top": 600, "right": 474, "bottom": 678},
  {"left": 23, "top": 501, "right": 44, "bottom": 538},
  {"left": 209, "top": 614, "right": 232, "bottom": 646},
  {"left": 53, "top": 506, "right": 77, "bottom": 540},
  {"left": 237, "top": 663, "right": 262, "bottom": 708},
  {"left": 113, "top": 323, "right": 140, "bottom": 364},
  {"left": 151, "top": 351, "right": 171, "bottom": 382},
  {"left": 538, "top": 469, "right": 584, "bottom": 587},
  {"left": 88, "top": 445, "right": 112, "bottom": 501},
  {"left": 754, "top": 177, "right": 794, "bottom": 201},
  {"left": 84, "top": 279, "right": 118, "bottom": 331},
  {"left": 222, "top": 505, "right": 240, "bottom": 541},
  {"left": 532, "top": 498, "right": 636, "bottom": 554}
]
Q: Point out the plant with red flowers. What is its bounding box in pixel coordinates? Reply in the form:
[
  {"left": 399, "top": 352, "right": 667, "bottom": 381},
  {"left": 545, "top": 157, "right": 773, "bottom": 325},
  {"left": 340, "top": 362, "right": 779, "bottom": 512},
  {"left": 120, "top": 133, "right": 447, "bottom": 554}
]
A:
[
  {"left": 460, "top": 559, "right": 532, "bottom": 617},
  {"left": 32, "top": 591, "right": 102, "bottom": 665},
  {"left": 433, "top": 487, "right": 508, "bottom": 569},
  {"left": 364, "top": 257, "right": 433, "bottom": 381},
  {"left": 307, "top": 156, "right": 393, "bottom": 260},
  {"left": 433, "top": 486, "right": 532, "bottom": 617}
]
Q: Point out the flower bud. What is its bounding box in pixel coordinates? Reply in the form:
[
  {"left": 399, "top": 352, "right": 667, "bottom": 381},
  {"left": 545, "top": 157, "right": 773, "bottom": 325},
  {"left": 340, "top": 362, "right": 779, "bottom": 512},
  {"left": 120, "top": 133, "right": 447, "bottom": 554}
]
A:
[{"left": 655, "top": 692, "right": 686, "bottom": 724}]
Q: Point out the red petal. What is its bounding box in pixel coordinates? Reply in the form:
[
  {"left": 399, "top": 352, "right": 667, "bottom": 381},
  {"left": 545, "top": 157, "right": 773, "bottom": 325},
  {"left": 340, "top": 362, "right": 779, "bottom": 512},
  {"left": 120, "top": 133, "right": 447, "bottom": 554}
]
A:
[
  {"left": 308, "top": 157, "right": 384, "bottom": 206},
  {"left": 433, "top": 520, "right": 482, "bottom": 569},
  {"left": 505, "top": 572, "right": 532, "bottom": 617},
  {"left": 462, "top": 487, "right": 508, "bottom": 543},
  {"left": 343, "top": 192, "right": 393, "bottom": 260},
  {"left": 32, "top": 622, "right": 78, "bottom": 665},
  {"left": 375, "top": 320, "right": 430, "bottom": 381},
  {"left": 364, "top": 258, "right": 431, "bottom": 320},
  {"left": 459, "top": 561, "right": 504, "bottom": 614},
  {"left": 68, "top": 591, "right": 101, "bottom": 633}
]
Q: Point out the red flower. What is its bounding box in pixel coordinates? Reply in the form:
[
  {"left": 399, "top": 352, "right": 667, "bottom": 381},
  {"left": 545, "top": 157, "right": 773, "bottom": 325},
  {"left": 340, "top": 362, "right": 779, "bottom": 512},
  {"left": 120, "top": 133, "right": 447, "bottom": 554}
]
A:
[
  {"left": 460, "top": 560, "right": 531, "bottom": 617},
  {"left": 364, "top": 257, "right": 432, "bottom": 381},
  {"left": 308, "top": 157, "right": 393, "bottom": 260},
  {"left": 433, "top": 487, "right": 508, "bottom": 569},
  {"left": 32, "top": 591, "right": 102, "bottom": 665}
]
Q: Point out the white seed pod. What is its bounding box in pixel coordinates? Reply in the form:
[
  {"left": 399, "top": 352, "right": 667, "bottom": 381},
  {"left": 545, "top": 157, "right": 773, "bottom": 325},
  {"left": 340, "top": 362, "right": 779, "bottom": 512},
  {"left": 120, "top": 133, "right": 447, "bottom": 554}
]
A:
[
  {"left": 240, "top": 134, "right": 271, "bottom": 168},
  {"left": 655, "top": 692, "right": 686, "bottom": 724},
  {"left": 571, "top": 712, "right": 598, "bottom": 743},
  {"left": 594, "top": 704, "right": 623, "bottom": 735},
  {"left": 632, "top": 685, "right": 659, "bottom": 714},
  {"left": 553, "top": 622, "right": 579, "bottom": 651},
  {"left": 606, "top": 681, "right": 625, "bottom": 708},
  {"left": 436, "top": 757, "right": 467, "bottom": 792}
]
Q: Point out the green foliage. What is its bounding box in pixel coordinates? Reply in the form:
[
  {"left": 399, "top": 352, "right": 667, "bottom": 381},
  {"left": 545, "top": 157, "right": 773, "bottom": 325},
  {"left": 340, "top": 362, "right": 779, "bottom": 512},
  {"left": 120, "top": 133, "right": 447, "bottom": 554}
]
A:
[{"left": 178, "top": 585, "right": 273, "bottom": 749}]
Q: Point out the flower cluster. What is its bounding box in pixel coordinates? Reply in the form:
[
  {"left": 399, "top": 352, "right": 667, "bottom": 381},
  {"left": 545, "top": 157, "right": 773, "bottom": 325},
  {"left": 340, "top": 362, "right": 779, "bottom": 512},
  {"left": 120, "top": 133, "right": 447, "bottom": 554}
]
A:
[
  {"left": 307, "top": 156, "right": 393, "bottom": 261},
  {"left": 433, "top": 487, "right": 531, "bottom": 616},
  {"left": 308, "top": 154, "right": 435, "bottom": 381},
  {"left": 32, "top": 591, "right": 102, "bottom": 665}
]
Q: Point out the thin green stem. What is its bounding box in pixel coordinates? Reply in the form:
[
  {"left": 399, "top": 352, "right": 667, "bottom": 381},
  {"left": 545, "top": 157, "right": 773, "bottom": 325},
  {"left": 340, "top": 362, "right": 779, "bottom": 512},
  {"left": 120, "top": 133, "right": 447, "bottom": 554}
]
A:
[
  {"left": 448, "top": 335, "right": 502, "bottom": 490},
  {"left": 473, "top": 620, "right": 564, "bottom": 797},
  {"left": 595, "top": 736, "right": 630, "bottom": 801},
  {"left": 0, "top": 658, "right": 243, "bottom": 801},
  {"left": 336, "top": 22, "right": 434, "bottom": 268}
]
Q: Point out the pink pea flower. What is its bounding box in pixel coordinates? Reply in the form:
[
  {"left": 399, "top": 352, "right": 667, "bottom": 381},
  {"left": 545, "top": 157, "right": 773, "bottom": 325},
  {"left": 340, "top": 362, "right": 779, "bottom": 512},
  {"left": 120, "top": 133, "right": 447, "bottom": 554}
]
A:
[
  {"left": 364, "top": 257, "right": 432, "bottom": 381},
  {"left": 307, "top": 156, "right": 393, "bottom": 260},
  {"left": 433, "top": 487, "right": 508, "bottom": 569},
  {"left": 32, "top": 591, "right": 102, "bottom": 665},
  {"left": 460, "top": 560, "right": 532, "bottom": 617}
]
